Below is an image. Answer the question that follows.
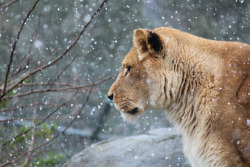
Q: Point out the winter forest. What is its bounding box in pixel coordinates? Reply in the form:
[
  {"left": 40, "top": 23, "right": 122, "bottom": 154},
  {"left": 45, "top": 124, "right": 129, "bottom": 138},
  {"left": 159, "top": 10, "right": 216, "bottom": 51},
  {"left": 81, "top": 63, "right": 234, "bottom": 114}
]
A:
[{"left": 0, "top": 0, "right": 249, "bottom": 166}]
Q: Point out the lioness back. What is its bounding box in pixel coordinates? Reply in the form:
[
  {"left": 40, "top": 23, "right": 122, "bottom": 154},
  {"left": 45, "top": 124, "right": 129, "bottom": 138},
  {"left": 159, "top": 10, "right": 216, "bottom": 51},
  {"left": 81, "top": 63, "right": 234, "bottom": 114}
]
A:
[{"left": 108, "top": 27, "right": 250, "bottom": 167}]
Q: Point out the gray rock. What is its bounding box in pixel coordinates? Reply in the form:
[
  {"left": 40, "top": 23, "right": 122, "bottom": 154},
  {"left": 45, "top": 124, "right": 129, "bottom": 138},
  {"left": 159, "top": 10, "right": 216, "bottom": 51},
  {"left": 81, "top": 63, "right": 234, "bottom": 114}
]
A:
[{"left": 63, "top": 128, "right": 190, "bottom": 167}]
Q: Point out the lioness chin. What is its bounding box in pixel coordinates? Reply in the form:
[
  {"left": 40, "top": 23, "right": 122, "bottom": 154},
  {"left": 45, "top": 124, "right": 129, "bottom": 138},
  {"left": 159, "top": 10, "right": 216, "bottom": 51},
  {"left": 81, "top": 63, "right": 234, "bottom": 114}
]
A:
[{"left": 108, "top": 27, "right": 250, "bottom": 167}]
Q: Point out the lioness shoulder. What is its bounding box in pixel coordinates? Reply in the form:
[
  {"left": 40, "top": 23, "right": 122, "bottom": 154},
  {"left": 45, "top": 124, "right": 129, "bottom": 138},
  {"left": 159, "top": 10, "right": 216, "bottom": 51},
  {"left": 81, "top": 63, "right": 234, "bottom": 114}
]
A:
[{"left": 108, "top": 27, "right": 250, "bottom": 167}]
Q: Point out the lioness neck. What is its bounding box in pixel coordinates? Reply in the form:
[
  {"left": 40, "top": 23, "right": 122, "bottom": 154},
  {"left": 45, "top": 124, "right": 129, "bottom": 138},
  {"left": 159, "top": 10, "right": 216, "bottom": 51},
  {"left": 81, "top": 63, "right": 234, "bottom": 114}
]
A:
[{"left": 162, "top": 30, "right": 222, "bottom": 135}]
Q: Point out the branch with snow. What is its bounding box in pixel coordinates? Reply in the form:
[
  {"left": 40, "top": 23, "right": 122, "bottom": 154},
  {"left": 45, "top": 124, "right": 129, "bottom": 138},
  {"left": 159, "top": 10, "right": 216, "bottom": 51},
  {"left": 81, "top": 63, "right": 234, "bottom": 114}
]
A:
[{"left": 0, "top": 0, "right": 110, "bottom": 166}]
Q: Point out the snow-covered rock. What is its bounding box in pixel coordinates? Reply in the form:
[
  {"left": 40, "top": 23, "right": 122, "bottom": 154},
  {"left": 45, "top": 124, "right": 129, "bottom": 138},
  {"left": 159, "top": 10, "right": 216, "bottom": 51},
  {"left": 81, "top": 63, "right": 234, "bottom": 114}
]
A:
[{"left": 63, "top": 128, "right": 190, "bottom": 167}]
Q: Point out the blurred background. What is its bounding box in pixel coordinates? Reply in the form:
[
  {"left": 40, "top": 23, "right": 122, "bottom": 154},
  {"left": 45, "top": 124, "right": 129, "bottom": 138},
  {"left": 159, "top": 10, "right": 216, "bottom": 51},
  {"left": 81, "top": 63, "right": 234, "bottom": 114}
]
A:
[{"left": 0, "top": 0, "right": 249, "bottom": 166}]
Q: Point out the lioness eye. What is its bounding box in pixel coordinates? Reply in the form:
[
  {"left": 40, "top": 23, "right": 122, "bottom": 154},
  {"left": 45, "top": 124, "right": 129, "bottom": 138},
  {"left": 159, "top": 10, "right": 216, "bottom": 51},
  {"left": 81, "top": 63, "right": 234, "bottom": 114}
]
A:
[{"left": 125, "top": 66, "right": 131, "bottom": 76}]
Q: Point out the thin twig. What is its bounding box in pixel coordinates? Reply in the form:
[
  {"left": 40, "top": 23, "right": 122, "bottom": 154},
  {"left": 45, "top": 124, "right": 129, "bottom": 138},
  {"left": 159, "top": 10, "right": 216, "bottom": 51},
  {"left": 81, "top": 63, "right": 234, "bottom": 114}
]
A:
[
  {"left": 1, "top": 0, "right": 108, "bottom": 99},
  {"left": 0, "top": 113, "right": 78, "bottom": 123},
  {"left": 0, "top": 0, "right": 109, "bottom": 165},
  {"left": 1, "top": 88, "right": 105, "bottom": 101},
  {"left": 20, "top": 98, "right": 37, "bottom": 167},
  {"left": 20, "top": 74, "right": 40, "bottom": 167},
  {"left": 1, "top": 0, "right": 40, "bottom": 100},
  {"left": 0, "top": 87, "right": 92, "bottom": 167},
  {"left": 0, "top": 102, "right": 60, "bottom": 113},
  {"left": 10, "top": 13, "right": 41, "bottom": 79},
  {"left": 27, "top": 13, "right": 41, "bottom": 57},
  {"left": 19, "top": 82, "right": 73, "bottom": 87},
  {"left": 48, "top": 56, "right": 76, "bottom": 88},
  {"left": 2, "top": 73, "right": 113, "bottom": 101},
  {"left": 0, "top": 0, "right": 19, "bottom": 8},
  {"left": 1, "top": 92, "right": 76, "bottom": 148}
]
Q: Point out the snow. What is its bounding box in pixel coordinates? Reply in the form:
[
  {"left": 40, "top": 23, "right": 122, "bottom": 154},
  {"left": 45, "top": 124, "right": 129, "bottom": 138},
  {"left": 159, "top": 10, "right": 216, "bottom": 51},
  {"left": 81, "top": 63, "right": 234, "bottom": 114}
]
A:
[
  {"left": 34, "top": 40, "right": 43, "bottom": 49},
  {"left": 0, "top": 0, "right": 249, "bottom": 166},
  {"left": 247, "top": 119, "right": 250, "bottom": 126},
  {"left": 83, "top": 15, "right": 91, "bottom": 23},
  {"left": 64, "top": 128, "right": 189, "bottom": 167}
]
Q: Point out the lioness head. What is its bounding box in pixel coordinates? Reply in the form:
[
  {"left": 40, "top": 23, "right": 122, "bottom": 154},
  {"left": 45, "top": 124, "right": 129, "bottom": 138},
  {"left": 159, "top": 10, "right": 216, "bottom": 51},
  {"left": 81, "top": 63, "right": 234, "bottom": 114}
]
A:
[{"left": 108, "top": 28, "right": 174, "bottom": 121}]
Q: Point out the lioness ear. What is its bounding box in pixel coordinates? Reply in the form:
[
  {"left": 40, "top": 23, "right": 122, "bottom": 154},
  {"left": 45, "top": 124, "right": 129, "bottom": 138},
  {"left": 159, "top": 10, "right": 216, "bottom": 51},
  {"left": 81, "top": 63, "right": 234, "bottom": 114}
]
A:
[{"left": 133, "top": 28, "right": 164, "bottom": 61}]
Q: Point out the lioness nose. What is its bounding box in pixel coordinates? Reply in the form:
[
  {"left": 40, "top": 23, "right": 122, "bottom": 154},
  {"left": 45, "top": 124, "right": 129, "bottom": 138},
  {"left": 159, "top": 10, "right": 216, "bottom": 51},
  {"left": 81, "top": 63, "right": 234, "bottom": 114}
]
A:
[{"left": 108, "top": 94, "right": 113, "bottom": 101}]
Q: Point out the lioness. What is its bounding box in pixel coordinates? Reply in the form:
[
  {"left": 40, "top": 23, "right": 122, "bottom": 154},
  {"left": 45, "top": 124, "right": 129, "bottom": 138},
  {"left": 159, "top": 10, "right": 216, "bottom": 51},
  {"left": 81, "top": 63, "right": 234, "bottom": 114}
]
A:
[{"left": 108, "top": 27, "right": 250, "bottom": 167}]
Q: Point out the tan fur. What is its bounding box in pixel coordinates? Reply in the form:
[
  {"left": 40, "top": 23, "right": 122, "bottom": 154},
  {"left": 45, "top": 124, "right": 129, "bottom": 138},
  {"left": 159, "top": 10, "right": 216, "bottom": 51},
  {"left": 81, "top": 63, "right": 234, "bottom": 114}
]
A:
[{"left": 108, "top": 27, "right": 250, "bottom": 167}]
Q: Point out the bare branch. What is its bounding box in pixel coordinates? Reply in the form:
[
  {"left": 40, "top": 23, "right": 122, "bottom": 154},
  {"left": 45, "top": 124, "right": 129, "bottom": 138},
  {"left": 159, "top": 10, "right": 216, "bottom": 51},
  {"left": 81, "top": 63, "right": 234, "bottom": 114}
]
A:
[
  {"left": 0, "top": 0, "right": 109, "bottom": 165},
  {"left": 2, "top": 88, "right": 105, "bottom": 100},
  {"left": 1, "top": 0, "right": 108, "bottom": 99},
  {"left": 17, "top": 72, "right": 116, "bottom": 88},
  {"left": 0, "top": 102, "right": 60, "bottom": 113},
  {"left": 10, "top": 13, "right": 41, "bottom": 80},
  {"left": 1, "top": 92, "right": 76, "bottom": 147},
  {"left": 2, "top": 73, "right": 113, "bottom": 101},
  {"left": 48, "top": 56, "right": 76, "bottom": 87},
  {"left": 0, "top": 0, "right": 20, "bottom": 8},
  {"left": 20, "top": 96, "right": 37, "bottom": 167},
  {"left": 0, "top": 113, "right": 74, "bottom": 123},
  {"left": 0, "top": 86, "right": 93, "bottom": 167},
  {"left": 19, "top": 82, "right": 73, "bottom": 87},
  {"left": 20, "top": 75, "right": 40, "bottom": 167},
  {"left": 1, "top": 0, "right": 40, "bottom": 100}
]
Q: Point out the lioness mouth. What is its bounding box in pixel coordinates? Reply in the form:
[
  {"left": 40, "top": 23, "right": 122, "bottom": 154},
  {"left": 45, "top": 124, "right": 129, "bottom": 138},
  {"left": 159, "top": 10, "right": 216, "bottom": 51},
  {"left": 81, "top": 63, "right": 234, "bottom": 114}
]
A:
[{"left": 127, "top": 107, "right": 139, "bottom": 115}]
